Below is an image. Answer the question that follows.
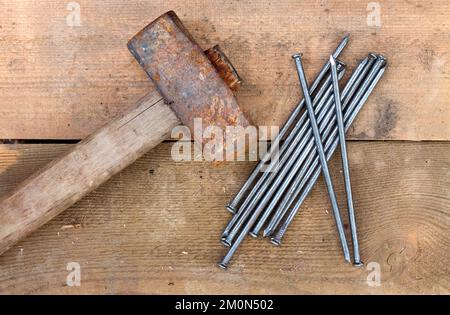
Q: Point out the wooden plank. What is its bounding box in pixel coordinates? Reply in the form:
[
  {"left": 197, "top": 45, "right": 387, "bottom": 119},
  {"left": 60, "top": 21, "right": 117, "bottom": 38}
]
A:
[
  {"left": 0, "top": 0, "right": 449, "bottom": 140},
  {"left": 0, "top": 91, "right": 180, "bottom": 256},
  {"left": 0, "top": 142, "right": 448, "bottom": 294}
]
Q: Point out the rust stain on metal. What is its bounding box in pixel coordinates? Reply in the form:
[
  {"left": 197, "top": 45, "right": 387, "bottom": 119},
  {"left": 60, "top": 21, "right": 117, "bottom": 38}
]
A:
[
  {"left": 128, "top": 11, "right": 251, "bottom": 162},
  {"left": 205, "top": 45, "right": 242, "bottom": 92},
  {"left": 127, "top": 10, "right": 250, "bottom": 140}
]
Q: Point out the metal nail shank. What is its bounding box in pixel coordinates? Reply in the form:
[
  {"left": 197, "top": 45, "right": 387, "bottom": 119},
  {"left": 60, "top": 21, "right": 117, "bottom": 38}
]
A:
[{"left": 330, "top": 55, "right": 362, "bottom": 266}]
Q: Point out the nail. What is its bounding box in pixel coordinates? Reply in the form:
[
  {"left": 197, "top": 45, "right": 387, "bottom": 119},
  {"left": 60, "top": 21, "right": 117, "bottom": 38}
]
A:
[{"left": 330, "top": 55, "right": 361, "bottom": 265}]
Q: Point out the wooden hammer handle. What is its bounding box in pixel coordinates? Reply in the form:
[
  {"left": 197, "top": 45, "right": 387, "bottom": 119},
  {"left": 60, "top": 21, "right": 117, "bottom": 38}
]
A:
[{"left": 0, "top": 90, "right": 180, "bottom": 255}]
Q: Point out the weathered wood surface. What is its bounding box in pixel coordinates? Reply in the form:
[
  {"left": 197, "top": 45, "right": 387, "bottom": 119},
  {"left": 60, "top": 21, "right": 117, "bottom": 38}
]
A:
[
  {"left": 0, "top": 142, "right": 448, "bottom": 294},
  {"left": 0, "top": 91, "right": 180, "bottom": 256},
  {"left": 0, "top": 0, "right": 449, "bottom": 140}
]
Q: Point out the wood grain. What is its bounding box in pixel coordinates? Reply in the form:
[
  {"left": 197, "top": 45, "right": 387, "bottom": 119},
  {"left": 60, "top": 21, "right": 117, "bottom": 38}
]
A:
[
  {"left": 0, "top": 142, "right": 448, "bottom": 294},
  {"left": 0, "top": 0, "right": 449, "bottom": 140},
  {"left": 0, "top": 90, "right": 180, "bottom": 255}
]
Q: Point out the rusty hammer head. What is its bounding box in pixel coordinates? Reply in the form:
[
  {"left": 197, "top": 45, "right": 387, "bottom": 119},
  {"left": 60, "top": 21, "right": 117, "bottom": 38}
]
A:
[{"left": 127, "top": 11, "right": 249, "bottom": 145}]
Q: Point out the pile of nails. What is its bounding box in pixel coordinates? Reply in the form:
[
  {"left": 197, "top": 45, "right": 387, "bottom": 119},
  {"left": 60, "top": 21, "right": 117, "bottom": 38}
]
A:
[{"left": 218, "top": 34, "right": 387, "bottom": 269}]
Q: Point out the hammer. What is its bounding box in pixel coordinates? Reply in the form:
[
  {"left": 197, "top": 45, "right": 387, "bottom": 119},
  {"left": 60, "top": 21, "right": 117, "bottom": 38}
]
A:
[{"left": 0, "top": 11, "right": 249, "bottom": 255}]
